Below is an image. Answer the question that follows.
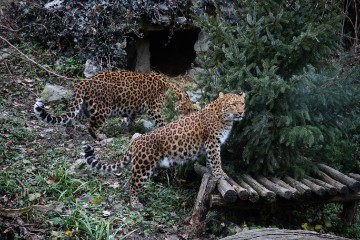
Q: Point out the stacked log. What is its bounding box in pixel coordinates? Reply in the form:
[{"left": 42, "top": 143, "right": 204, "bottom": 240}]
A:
[
  {"left": 193, "top": 163, "right": 360, "bottom": 205},
  {"left": 191, "top": 163, "right": 360, "bottom": 231}
]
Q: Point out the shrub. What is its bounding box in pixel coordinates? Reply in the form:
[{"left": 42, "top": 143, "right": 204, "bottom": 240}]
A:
[{"left": 195, "top": 0, "right": 360, "bottom": 176}]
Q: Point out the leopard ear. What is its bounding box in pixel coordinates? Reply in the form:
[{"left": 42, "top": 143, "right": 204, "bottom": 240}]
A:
[
  {"left": 240, "top": 92, "right": 246, "bottom": 98},
  {"left": 219, "top": 92, "right": 225, "bottom": 98}
]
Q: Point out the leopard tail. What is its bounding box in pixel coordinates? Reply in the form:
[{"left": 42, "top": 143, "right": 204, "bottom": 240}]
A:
[
  {"left": 33, "top": 92, "right": 84, "bottom": 126},
  {"left": 82, "top": 144, "right": 132, "bottom": 172}
]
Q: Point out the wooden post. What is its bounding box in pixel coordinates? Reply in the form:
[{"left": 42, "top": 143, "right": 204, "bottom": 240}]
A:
[
  {"left": 341, "top": 201, "right": 359, "bottom": 225},
  {"left": 190, "top": 173, "right": 217, "bottom": 234}
]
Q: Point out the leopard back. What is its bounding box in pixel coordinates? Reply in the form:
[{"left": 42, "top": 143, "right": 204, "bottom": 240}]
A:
[{"left": 34, "top": 70, "right": 196, "bottom": 139}]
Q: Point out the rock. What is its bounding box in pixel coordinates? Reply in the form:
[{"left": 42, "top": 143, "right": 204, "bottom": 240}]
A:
[
  {"left": 44, "top": 0, "right": 64, "bottom": 9},
  {"left": 83, "top": 59, "right": 100, "bottom": 78},
  {"left": 138, "top": 119, "right": 154, "bottom": 129},
  {"left": 135, "top": 39, "right": 151, "bottom": 73},
  {"left": 0, "top": 48, "right": 14, "bottom": 61},
  {"left": 176, "top": 17, "right": 187, "bottom": 24},
  {"left": 41, "top": 84, "right": 73, "bottom": 102},
  {"left": 187, "top": 89, "right": 202, "bottom": 103},
  {"left": 194, "top": 32, "right": 209, "bottom": 52}
]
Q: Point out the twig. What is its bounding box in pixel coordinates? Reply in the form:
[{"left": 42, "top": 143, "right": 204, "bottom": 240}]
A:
[{"left": 0, "top": 34, "right": 78, "bottom": 80}]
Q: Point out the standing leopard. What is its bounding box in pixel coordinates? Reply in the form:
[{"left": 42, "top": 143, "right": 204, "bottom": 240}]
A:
[
  {"left": 33, "top": 70, "right": 196, "bottom": 140},
  {"left": 83, "top": 92, "right": 246, "bottom": 209}
]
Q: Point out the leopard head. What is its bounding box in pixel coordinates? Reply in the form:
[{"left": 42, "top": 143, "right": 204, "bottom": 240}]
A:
[
  {"left": 218, "top": 92, "right": 246, "bottom": 122},
  {"left": 175, "top": 93, "right": 198, "bottom": 116}
]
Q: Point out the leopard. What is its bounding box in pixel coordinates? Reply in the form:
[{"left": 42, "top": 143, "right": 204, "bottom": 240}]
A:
[
  {"left": 82, "top": 92, "right": 246, "bottom": 209},
  {"left": 33, "top": 70, "right": 196, "bottom": 140}
]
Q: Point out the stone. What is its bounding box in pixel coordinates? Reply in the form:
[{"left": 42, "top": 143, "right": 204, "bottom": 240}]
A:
[
  {"left": 83, "top": 59, "right": 100, "bottom": 78},
  {"left": 41, "top": 83, "right": 73, "bottom": 102}
]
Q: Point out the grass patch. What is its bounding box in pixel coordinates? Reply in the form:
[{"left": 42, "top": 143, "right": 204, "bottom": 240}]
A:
[{"left": 0, "top": 116, "right": 194, "bottom": 238}]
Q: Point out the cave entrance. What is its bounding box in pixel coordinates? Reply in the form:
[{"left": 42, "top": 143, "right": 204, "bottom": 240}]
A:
[{"left": 127, "top": 29, "right": 200, "bottom": 76}]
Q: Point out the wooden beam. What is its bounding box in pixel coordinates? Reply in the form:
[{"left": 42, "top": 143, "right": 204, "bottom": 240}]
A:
[
  {"left": 301, "top": 178, "right": 326, "bottom": 196},
  {"left": 317, "top": 171, "right": 349, "bottom": 195},
  {"left": 238, "top": 179, "right": 259, "bottom": 203},
  {"left": 269, "top": 177, "right": 300, "bottom": 199},
  {"left": 305, "top": 176, "right": 337, "bottom": 196},
  {"left": 283, "top": 176, "right": 312, "bottom": 196},
  {"left": 242, "top": 174, "right": 276, "bottom": 202},
  {"left": 256, "top": 176, "right": 293, "bottom": 199},
  {"left": 318, "top": 164, "right": 360, "bottom": 192}
]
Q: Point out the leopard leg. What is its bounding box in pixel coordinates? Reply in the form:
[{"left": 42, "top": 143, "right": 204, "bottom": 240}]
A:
[
  {"left": 129, "top": 160, "right": 156, "bottom": 210},
  {"left": 87, "top": 110, "right": 110, "bottom": 140},
  {"left": 205, "top": 141, "right": 229, "bottom": 180}
]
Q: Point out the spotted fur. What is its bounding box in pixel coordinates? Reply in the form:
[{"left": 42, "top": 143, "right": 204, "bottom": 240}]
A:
[
  {"left": 33, "top": 70, "right": 196, "bottom": 140},
  {"left": 83, "top": 92, "right": 246, "bottom": 209}
]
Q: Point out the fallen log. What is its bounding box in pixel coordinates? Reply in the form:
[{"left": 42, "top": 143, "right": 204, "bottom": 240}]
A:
[
  {"left": 305, "top": 176, "right": 337, "bottom": 196},
  {"left": 318, "top": 164, "right": 360, "bottom": 192},
  {"left": 283, "top": 176, "right": 312, "bottom": 196},
  {"left": 256, "top": 176, "right": 293, "bottom": 199},
  {"left": 220, "top": 228, "right": 351, "bottom": 240},
  {"left": 193, "top": 163, "right": 237, "bottom": 202},
  {"left": 242, "top": 174, "right": 276, "bottom": 202},
  {"left": 317, "top": 171, "right": 349, "bottom": 195},
  {"left": 301, "top": 178, "right": 326, "bottom": 196},
  {"left": 269, "top": 177, "right": 300, "bottom": 199}
]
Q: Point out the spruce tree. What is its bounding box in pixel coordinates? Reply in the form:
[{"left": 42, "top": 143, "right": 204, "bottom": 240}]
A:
[{"left": 195, "top": 0, "right": 360, "bottom": 176}]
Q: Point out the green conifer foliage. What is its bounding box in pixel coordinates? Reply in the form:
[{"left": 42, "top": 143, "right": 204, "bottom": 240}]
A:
[{"left": 195, "top": 1, "right": 360, "bottom": 176}]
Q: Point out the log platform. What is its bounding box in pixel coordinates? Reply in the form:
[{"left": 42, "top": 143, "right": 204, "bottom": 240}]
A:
[{"left": 190, "top": 163, "right": 360, "bottom": 232}]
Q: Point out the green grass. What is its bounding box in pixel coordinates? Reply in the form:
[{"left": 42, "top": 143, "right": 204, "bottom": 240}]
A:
[{"left": 0, "top": 115, "right": 194, "bottom": 238}]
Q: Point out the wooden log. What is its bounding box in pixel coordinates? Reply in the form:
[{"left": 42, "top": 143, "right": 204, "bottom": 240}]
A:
[
  {"left": 242, "top": 174, "right": 276, "bottom": 202},
  {"left": 238, "top": 179, "right": 260, "bottom": 203},
  {"left": 283, "top": 176, "right": 312, "bottom": 196},
  {"left": 301, "top": 178, "right": 326, "bottom": 196},
  {"left": 256, "top": 176, "right": 293, "bottom": 199},
  {"left": 317, "top": 171, "right": 349, "bottom": 195},
  {"left": 226, "top": 178, "right": 250, "bottom": 200},
  {"left": 318, "top": 164, "right": 360, "bottom": 192},
  {"left": 190, "top": 173, "right": 217, "bottom": 233},
  {"left": 269, "top": 177, "right": 300, "bottom": 199},
  {"left": 220, "top": 228, "right": 352, "bottom": 240},
  {"left": 194, "top": 163, "right": 210, "bottom": 176},
  {"left": 349, "top": 173, "right": 360, "bottom": 182},
  {"left": 193, "top": 163, "right": 237, "bottom": 202},
  {"left": 218, "top": 179, "right": 238, "bottom": 203},
  {"left": 305, "top": 176, "right": 337, "bottom": 196}
]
